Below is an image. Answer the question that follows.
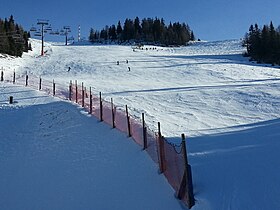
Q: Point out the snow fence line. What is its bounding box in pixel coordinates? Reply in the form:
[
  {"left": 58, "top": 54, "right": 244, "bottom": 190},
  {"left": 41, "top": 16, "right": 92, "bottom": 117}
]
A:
[{"left": 1, "top": 71, "right": 195, "bottom": 209}]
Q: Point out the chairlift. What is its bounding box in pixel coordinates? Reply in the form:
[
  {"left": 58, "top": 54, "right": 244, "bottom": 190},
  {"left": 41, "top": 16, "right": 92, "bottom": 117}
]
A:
[
  {"left": 45, "top": 26, "right": 52, "bottom": 31},
  {"left": 67, "top": 36, "right": 74, "bottom": 41},
  {"left": 12, "top": 34, "right": 22, "bottom": 39},
  {"left": 30, "top": 26, "right": 37, "bottom": 32},
  {"left": 34, "top": 32, "right": 42, "bottom": 37}
]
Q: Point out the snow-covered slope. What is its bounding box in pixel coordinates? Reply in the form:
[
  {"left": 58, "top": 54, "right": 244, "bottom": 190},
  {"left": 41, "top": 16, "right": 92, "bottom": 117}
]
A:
[
  {"left": 8, "top": 39, "right": 280, "bottom": 137},
  {"left": 1, "top": 39, "right": 280, "bottom": 209},
  {"left": 0, "top": 83, "right": 183, "bottom": 210}
]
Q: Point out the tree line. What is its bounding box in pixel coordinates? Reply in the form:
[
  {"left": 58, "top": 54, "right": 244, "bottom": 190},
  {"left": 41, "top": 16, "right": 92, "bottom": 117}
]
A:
[
  {"left": 0, "top": 15, "right": 31, "bottom": 57},
  {"left": 243, "top": 21, "right": 280, "bottom": 65},
  {"left": 89, "top": 17, "right": 195, "bottom": 46}
]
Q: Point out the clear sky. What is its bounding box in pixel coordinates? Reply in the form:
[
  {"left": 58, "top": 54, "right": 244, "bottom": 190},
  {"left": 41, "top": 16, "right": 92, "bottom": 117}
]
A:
[{"left": 1, "top": 0, "right": 279, "bottom": 42}]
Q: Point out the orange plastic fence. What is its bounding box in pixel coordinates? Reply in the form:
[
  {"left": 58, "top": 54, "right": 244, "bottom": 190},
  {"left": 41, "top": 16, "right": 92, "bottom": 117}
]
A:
[
  {"left": 3, "top": 73, "right": 194, "bottom": 208},
  {"left": 71, "top": 81, "right": 193, "bottom": 207}
]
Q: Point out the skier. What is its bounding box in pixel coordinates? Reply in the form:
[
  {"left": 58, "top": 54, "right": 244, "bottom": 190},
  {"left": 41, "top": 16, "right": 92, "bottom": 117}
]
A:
[
  {"left": 128, "top": 67, "right": 131, "bottom": 71},
  {"left": 67, "top": 67, "right": 71, "bottom": 72}
]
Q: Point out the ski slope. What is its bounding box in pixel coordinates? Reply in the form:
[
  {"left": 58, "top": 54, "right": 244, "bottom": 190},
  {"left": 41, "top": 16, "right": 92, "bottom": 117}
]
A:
[
  {"left": 6, "top": 39, "right": 280, "bottom": 137},
  {"left": 1, "top": 39, "right": 280, "bottom": 209},
  {"left": 0, "top": 83, "right": 182, "bottom": 210}
]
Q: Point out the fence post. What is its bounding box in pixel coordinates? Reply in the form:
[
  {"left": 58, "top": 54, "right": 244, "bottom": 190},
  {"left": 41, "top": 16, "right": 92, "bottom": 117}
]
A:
[
  {"left": 39, "top": 77, "right": 42, "bottom": 90},
  {"left": 75, "top": 80, "right": 78, "bottom": 103},
  {"left": 0, "top": 70, "right": 3, "bottom": 82},
  {"left": 53, "top": 79, "right": 56, "bottom": 96},
  {"left": 177, "top": 133, "right": 195, "bottom": 209},
  {"left": 9, "top": 96, "right": 13, "bottom": 104},
  {"left": 126, "top": 105, "right": 131, "bottom": 137},
  {"left": 25, "top": 74, "right": 28, "bottom": 86},
  {"left": 89, "top": 87, "right": 92, "bottom": 114},
  {"left": 13, "top": 71, "right": 15, "bottom": 84},
  {"left": 158, "top": 122, "right": 166, "bottom": 173},
  {"left": 69, "top": 80, "right": 72, "bottom": 100},
  {"left": 99, "top": 92, "right": 103, "bottom": 121},
  {"left": 142, "top": 113, "right": 147, "bottom": 150},
  {"left": 111, "top": 98, "right": 115, "bottom": 128},
  {"left": 82, "top": 82, "right": 85, "bottom": 107}
]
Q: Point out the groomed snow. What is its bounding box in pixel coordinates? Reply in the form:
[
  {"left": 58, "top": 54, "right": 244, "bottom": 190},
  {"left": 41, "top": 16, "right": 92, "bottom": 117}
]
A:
[
  {"left": 0, "top": 83, "right": 183, "bottom": 210},
  {"left": 1, "top": 38, "right": 280, "bottom": 209}
]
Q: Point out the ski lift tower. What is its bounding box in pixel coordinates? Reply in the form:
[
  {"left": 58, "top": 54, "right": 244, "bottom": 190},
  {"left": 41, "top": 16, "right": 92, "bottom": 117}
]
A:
[
  {"left": 78, "top": 25, "right": 81, "bottom": 42},
  {"left": 63, "top": 26, "right": 71, "bottom": 45},
  {"left": 37, "top": 19, "right": 49, "bottom": 56}
]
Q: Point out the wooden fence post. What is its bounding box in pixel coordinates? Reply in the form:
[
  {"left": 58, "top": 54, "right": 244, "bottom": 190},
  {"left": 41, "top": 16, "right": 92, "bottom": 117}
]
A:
[
  {"left": 0, "top": 70, "right": 3, "bottom": 82},
  {"left": 126, "top": 105, "right": 131, "bottom": 137},
  {"left": 158, "top": 122, "right": 166, "bottom": 173},
  {"left": 69, "top": 80, "right": 72, "bottom": 100},
  {"left": 82, "top": 82, "right": 85, "bottom": 107},
  {"left": 99, "top": 92, "right": 103, "bottom": 121},
  {"left": 25, "top": 74, "right": 28, "bottom": 86},
  {"left": 89, "top": 87, "right": 92, "bottom": 114},
  {"left": 53, "top": 79, "right": 55, "bottom": 96},
  {"left": 13, "top": 71, "right": 15, "bottom": 84},
  {"left": 39, "top": 77, "right": 42, "bottom": 90},
  {"left": 111, "top": 98, "right": 115, "bottom": 128},
  {"left": 142, "top": 113, "right": 147, "bottom": 150},
  {"left": 75, "top": 80, "right": 78, "bottom": 103},
  {"left": 177, "top": 133, "right": 195, "bottom": 209},
  {"left": 9, "top": 96, "right": 13, "bottom": 104}
]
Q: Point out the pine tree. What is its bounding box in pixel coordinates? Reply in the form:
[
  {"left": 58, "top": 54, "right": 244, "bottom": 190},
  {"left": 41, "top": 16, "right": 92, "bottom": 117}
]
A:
[
  {"left": 109, "top": 25, "right": 117, "bottom": 40},
  {"left": 244, "top": 22, "right": 280, "bottom": 65},
  {"left": 89, "top": 28, "right": 95, "bottom": 42},
  {"left": 134, "top": 17, "right": 141, "bottom": 41},
  {"left": 0, "top": 15, "right": 30, "bottom": 56},
  {"left": 88, "top": 17, "right": 194, "bottom": 46},
  {"left": 116, "top": 21, "right": 123, "bottom": 41}
]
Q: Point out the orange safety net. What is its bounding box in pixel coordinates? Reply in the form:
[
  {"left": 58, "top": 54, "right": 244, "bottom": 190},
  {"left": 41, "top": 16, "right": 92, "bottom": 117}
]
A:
[
  {"left": 70, "top": 82, "right": 193, "bottom": 206},
  {"left": 4, "top": 74, "right": 194, "bottom": 208}
]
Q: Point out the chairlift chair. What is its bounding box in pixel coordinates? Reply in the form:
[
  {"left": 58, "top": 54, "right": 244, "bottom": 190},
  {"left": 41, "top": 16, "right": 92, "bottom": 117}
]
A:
[
  {"left": 30, "top": 26, "right": 37, "bottom": 32},
  {"left": 34, "top": 32, "right": 42, "bottom": 37},
  {"left": 45, "top": 26, "right": 52, "bottom": 31},
  {"left": 67, "top": 36, "right": 74, "bottom": 41},
  {"left": 12, "top": 34, "right": 21, "bottom": 39}
]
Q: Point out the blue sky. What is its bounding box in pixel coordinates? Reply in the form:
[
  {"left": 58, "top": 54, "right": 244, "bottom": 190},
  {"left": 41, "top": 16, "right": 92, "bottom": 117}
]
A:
[{"left": 1, "top": 0, "right": 279, "bottom": 41}]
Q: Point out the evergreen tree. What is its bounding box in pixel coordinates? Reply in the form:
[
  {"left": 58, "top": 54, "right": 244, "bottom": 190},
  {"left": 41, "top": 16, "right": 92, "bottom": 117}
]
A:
[
  {"left": 0, "top": 15, "right": 30, "bottom": 57},
  {"left": 109, "top": 25, "right": 117, "bottom": 40},
  {"left": 244, "top": 21, "right": 280, "bottom": 65},
  {"left": 89, "top": 28, "right": 95, "bottom": 42},
  {"left": 134, "top": 17, "right": 141, "bottom": 40},
  {"left": 88, "top": 17, "right": 194, "bottom": 46},
  {"left": 116, "top": 21, "right": 123, "bottom": 40},
  {"left": 123, "top": 18, "right": 135, "bottom": 41}
]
